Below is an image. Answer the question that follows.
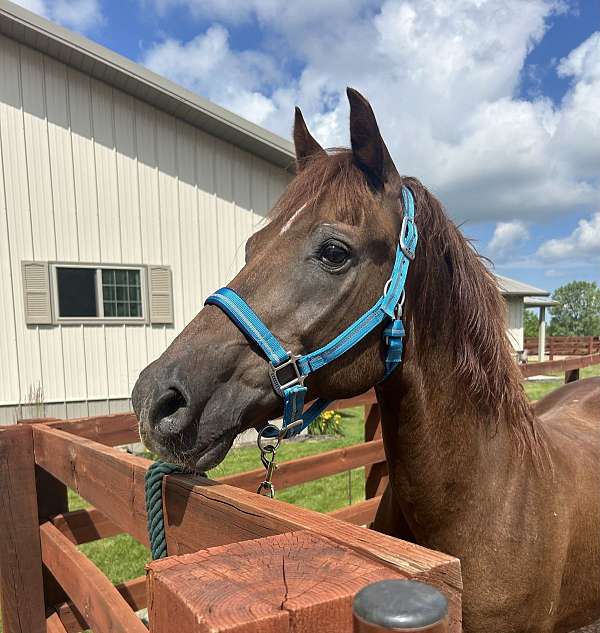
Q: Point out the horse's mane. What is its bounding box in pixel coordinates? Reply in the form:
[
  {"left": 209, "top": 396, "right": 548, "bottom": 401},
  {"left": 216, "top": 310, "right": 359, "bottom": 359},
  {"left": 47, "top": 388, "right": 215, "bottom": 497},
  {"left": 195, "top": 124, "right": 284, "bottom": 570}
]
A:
[
  {"left": 403, "top": 177, "right": 540, "bottom": 451},
  {"left": 269, "top": 150, "right": 540, "bottom": 452}
]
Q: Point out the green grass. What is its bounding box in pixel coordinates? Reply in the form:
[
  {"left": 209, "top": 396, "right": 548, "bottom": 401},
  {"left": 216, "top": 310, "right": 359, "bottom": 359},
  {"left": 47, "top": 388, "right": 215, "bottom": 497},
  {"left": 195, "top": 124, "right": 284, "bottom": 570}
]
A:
[{"left": 523, "top": 364, "right": 600, "bottom": 401}]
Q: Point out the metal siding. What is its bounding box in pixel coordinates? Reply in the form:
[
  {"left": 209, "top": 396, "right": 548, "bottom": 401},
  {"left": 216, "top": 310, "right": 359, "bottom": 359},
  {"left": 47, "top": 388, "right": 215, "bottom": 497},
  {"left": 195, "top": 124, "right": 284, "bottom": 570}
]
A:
[
  {"left": 68, "top": 67, "right": 101, "bottom": 261},
  {"left": 45, "top": 56, "right": 79, "bottom": 260},
  {"left": 83, "top": 325, "right": 108, "bottom": 399},
  {"left": 21, "top": 47, "right": 66, "bottom": 403},
  {"left": 233, "top": 148, "right": 253, "bottom": 272},
  {"left": 0, "top": 35, "right": 44, "bottom": 405},
  {"left": 0, "top": 54, "right": 21, "bottom": 405},
  {"left": 155, "top": 110, "right": 181, "bottom": 346},
  {"left": 177, "top": 120, "right": 202, "bottom": 324},
  {"left": 0, "top": 39, "right": 289, "bottom": 409},
  {"left": 214, "top": 138, "right": 238, "bottom": 282},
  {"left": 197, "top": 129, "right": 220, "bottom": 298},
  {"left": 91, "top": 79, "right": 121, "bottom": 263}
]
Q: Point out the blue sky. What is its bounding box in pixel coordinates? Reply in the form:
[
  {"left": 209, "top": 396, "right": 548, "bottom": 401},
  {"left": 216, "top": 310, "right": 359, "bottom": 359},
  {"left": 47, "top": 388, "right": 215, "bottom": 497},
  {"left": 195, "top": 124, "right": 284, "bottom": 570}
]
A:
[{"left": 17, "top": 0, "right": 600, "bottom": 295}]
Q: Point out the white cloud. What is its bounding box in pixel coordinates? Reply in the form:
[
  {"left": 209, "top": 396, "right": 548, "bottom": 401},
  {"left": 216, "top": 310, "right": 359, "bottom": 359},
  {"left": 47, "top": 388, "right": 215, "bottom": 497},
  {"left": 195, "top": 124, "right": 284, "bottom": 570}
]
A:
[
  {"left": 139, "top": 0, "right": 600, "bottom": 225},
  {"left": 537, "top": 212, "right": 600, "bottom": 260},
  {"left": 12, "top": 0, "right": 104, "bottom": 32},
  {"left": 488, "top": 221, "right": 530, "bottom": 260},
  {"left": 142, "top": 25, "right": 280, "bottom": 126}
]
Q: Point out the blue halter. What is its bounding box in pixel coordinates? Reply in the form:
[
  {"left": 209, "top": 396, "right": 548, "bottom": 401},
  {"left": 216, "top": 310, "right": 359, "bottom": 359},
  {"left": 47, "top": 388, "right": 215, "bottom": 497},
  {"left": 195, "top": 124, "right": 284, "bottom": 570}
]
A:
[{"left": 205, "top": 186, "right": 418, "bottom": 439}]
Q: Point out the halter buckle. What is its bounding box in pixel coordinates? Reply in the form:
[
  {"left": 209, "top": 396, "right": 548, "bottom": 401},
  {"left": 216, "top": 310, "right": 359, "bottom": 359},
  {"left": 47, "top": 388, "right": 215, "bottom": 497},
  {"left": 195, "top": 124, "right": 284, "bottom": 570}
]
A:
[
  {"left": 269, "top": 353, "right": 304, "bottom": 397},
  {"left": 400, "top": 215, "right": 416, "bottom": 260}
]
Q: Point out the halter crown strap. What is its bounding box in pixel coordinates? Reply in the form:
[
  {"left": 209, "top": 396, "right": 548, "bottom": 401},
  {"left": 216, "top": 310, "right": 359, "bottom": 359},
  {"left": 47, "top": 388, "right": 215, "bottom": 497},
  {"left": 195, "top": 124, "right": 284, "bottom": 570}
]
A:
[{"left": 205, "top": 186, "right": 418, "bottom": 438}]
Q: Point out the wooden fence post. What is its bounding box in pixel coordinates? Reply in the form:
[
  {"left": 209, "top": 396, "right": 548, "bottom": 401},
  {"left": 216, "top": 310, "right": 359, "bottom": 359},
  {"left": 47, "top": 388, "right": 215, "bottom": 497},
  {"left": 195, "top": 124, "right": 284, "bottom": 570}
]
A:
[
  {"left": 0, "top": 425, "right": 46, "bottom": 633},
  {"left": 364, "top": 404, "right": 387, "bottom": 500},
  {"left": 565, "top": 369, "right": 580, "bottom": 384},
  {"left": 18, "top": 418, "right": 70, "bottom": 611}
]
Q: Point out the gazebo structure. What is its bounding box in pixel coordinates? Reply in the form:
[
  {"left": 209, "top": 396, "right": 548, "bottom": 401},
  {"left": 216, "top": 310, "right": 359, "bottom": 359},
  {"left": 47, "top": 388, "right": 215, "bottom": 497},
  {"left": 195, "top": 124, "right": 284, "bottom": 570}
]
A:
[
  {"left": 495, "top": 274, "right": 556, "bottom": 358},
  {"left": 524, "top": 296, "right": 560, "bottom": 360}
]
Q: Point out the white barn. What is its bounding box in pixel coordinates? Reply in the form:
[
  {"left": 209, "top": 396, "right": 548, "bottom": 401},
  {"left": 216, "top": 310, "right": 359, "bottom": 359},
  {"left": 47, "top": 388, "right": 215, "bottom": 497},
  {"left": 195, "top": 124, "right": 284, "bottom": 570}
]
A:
[
  {"left": 0, "top": 3, "right": 554, "bottom": 424},
  {"left": 0, "top": 1, "right": 294, "bottom": 423}
]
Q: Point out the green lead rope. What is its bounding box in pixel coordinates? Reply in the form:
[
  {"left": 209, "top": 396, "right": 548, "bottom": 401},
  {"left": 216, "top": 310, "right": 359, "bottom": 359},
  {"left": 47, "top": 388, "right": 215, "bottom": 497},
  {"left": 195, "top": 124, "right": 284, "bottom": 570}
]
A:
[{"left": 144, "top": 461, "right": 185, "bottom": 560}]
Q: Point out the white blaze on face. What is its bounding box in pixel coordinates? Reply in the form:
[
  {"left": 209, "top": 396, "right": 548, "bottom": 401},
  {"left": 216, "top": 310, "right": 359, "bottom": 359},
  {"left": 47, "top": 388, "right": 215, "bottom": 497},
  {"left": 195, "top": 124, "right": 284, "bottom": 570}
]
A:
[{"left": 279, "top": 203, "right": 307, "bottom": 235}]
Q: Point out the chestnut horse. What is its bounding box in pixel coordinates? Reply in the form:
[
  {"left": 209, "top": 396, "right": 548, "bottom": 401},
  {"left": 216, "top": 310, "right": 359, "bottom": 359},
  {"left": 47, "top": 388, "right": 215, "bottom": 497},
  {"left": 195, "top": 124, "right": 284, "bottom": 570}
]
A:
[{"left": 132, "top": 89, "right": 600, "bottom": 632}]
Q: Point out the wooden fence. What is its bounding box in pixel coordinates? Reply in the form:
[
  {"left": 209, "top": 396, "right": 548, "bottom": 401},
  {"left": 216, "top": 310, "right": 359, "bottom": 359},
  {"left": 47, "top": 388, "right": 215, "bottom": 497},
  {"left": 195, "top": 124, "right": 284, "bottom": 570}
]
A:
[
  {"left": 2, "top": 352, "right": 599, "bottom": 632},
  {"left": 0, "top": 393, "right": 462, "bottom": 633},
  {"left": 524, "top": 336, "right": 600, "bottom": 358}
]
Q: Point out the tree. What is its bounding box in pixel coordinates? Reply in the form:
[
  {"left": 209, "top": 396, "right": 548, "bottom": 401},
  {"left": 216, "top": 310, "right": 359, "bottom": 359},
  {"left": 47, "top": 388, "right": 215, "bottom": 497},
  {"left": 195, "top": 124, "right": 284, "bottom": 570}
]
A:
[
  {"left": 524, "top": 309, "right": 539, "bottom": 338},
  {"left": 548, "top": 281, "right": 600, "bottom": 336}
]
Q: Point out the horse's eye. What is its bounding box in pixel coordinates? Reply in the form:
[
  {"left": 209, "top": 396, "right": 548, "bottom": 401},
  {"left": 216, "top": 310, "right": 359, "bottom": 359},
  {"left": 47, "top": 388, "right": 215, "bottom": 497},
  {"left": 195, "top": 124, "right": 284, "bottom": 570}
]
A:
[{"left": 320, "top": 242, "right": 349, "bottom": 267}]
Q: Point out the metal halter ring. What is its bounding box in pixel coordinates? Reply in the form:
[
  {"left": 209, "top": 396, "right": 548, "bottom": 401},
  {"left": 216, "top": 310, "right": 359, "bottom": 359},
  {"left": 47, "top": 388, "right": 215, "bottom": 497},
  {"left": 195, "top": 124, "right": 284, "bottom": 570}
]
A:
[{"left": 257, "top": 424, "right": 282, "bottom": 453}]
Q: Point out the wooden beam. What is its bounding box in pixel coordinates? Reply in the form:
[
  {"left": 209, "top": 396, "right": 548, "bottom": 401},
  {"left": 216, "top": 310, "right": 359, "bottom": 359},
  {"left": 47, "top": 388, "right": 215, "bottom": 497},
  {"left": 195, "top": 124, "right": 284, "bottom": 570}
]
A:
[
  {"left": 0, "top": 425, "right": 46, "bottom": 633},
  {"left": 51, "top": 507, "right": 122, "bottom": 544},
  {"left": 364, "top": 403, "right": 386, "bottom": 500},
  {"left": 328, "top": 496, "right": 382, "bottom": 526},
  {"left": 520, "top": 353, "right": 600, "bottom": 378},
  {"left": 39, "top": 522, "right": 147, "bottom": 633},
  {"left": 147, "top": 531, "right": 462, "bottom": 633},
  {"left": 46, "top": 612, "right": 69, "bottom": 633},
  {"left": 219, "top": 439, "right": 385, "bottom": 492},
  {"left": 564, "top": 368, "right": 580, "bottom": 383},
  {"left": 31, "top": 425, "right": 461, "bottom": 608},
  {"left": 18, "top": 417, "right": 71, "bottom": 611},
  {"left": 46, "top": 412, "right": 139, "bottom": 447},
  {"left": 54, "top": 576, "right": 147, "bottom": 633},
  {"left": 54, "top": 602, "right": 87, "bottom": 633}
]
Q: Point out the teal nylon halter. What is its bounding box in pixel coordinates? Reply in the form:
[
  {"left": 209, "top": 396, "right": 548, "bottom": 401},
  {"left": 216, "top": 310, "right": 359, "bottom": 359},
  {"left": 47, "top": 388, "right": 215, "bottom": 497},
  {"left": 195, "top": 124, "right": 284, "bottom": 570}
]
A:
[{"left": 205, "top": 186, "right": 418, "bottom": 439}]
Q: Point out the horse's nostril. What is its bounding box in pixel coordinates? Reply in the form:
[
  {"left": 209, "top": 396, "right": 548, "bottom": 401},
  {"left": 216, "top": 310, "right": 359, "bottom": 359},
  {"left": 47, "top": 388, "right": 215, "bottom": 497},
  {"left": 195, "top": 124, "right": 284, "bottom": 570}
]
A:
[{"left": 150, "top": 387, "right": 189, "bottom": 433}]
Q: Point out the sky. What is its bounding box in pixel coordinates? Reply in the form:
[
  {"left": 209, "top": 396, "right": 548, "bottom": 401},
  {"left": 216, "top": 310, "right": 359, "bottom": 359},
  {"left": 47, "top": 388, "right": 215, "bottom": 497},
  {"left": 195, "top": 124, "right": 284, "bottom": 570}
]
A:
[{"left": 14, "top": 0, "right": 600, "bottom": 294}]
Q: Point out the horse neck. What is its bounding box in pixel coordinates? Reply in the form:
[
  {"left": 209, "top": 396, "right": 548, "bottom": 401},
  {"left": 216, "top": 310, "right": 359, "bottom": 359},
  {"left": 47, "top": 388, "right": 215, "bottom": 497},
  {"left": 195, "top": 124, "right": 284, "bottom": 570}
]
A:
[
  {"left": 376, "top": 344, "right": 526, "bottom": 539},
  {"left": 374, "top": 239, "right": 540, "bottom": 537}
]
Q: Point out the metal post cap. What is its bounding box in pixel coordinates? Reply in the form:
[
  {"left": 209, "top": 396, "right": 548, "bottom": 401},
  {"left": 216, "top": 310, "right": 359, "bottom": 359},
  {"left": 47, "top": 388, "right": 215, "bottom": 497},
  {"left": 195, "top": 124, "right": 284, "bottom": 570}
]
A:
[{"left": 353, "top": 579, "right": 448, "bottom": 630}]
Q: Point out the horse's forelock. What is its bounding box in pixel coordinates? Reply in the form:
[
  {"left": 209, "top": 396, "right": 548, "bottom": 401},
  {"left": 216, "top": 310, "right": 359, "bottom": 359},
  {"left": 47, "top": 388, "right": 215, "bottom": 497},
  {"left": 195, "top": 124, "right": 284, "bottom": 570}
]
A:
[{"left": 268, "top": 149, "right": 375, "bottom": 229}]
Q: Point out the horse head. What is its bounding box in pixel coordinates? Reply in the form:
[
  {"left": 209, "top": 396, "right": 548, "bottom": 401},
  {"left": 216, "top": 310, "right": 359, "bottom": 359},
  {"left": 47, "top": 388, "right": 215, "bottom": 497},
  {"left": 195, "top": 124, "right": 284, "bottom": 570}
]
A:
[{"left": 132, "top": 89, "right": 411, "bottom": 470}]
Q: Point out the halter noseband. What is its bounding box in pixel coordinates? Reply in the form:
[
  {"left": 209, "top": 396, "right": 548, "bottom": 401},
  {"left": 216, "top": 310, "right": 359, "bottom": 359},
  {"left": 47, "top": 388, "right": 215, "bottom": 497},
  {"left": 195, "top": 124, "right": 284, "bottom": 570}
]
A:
[{"left": 205, "top": 186, "right": 418, "bottom": 439}]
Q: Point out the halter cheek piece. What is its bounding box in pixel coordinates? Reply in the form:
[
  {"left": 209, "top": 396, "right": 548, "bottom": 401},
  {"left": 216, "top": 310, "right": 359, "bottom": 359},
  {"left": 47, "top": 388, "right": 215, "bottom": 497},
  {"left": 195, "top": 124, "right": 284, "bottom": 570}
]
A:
[{"left": 205, "top": 186, "right": 418, "bottom": 441}]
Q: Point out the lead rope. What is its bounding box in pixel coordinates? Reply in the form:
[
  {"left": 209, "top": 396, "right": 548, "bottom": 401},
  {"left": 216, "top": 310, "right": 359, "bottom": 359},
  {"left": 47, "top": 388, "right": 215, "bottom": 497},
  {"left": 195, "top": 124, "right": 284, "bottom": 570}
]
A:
[{"left": 144, "top": 460, "right": 185, "bottom": 560}]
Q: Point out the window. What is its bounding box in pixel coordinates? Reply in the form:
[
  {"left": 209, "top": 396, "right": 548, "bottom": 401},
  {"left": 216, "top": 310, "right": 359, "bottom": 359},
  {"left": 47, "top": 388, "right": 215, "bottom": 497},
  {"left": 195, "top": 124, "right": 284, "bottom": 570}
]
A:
[
  {"left": 101, "top": 269, "right": 142, "bottom": 318},
  {"left": 22, "top": 262, "right": 173, "bottom": 326},
  {"left": 52, "top": 265, "right": 145, "bottom": 322}
]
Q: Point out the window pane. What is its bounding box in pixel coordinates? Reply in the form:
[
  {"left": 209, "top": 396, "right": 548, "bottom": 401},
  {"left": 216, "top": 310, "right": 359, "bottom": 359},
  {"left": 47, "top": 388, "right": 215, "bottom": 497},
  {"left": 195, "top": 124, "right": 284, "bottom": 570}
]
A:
[
  {"left": 103, "top": 285, "right": 115, "bottom": 301},
  {"left": 102, "top": 268, "right": 142, "bottom": 319},
  {"left": 56, "top": 268, "right": 98, "bottom": 318},
  {"left": 129, "top": 286, "right": 140, "bottom": 302}
]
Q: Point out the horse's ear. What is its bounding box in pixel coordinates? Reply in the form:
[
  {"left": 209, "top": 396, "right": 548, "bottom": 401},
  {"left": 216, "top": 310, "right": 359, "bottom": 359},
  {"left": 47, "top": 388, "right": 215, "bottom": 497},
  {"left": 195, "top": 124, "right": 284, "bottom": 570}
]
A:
[
  {"left": 294, "top": 107, "right": 325, "bottom": 171},
  {"left": 347, "top": 88, "right": 397, "bottom": 190}
]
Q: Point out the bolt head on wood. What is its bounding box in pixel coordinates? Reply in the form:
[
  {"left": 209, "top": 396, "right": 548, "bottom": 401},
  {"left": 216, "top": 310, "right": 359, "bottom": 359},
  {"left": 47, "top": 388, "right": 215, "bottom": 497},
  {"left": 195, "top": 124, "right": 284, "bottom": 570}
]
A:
[{"left": 353, "top": 579, "right": 448, "bottom": 632}]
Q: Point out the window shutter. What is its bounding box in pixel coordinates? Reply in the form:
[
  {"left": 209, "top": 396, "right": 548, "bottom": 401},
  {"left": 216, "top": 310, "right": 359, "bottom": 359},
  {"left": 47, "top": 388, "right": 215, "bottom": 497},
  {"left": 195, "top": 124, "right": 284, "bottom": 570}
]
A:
[
  {"left": 22, "top": 261, "right": 52, "bottom": 325},
  {"left": 148, "top": 266, "right": 173, "bottom": 324}
]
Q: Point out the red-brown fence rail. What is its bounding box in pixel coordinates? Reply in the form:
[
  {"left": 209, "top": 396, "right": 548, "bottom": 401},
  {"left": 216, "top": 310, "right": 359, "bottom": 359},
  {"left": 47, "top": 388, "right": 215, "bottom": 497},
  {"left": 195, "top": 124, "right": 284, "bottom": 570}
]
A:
[{"left": 524, "top": 336, "right": 600, "bottom": 358}]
